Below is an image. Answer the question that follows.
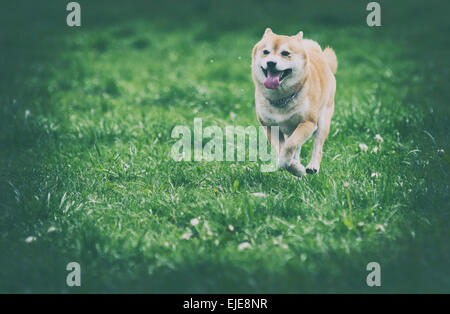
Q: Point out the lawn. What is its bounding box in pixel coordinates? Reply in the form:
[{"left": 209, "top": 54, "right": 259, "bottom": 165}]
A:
[{"left": 0, "top": 0, "right": 449, "bottom": 293}]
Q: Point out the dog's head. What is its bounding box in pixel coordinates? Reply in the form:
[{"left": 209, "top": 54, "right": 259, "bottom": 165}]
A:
[{"left": 252, "top": 28, "right": 307, "bottom": 93}]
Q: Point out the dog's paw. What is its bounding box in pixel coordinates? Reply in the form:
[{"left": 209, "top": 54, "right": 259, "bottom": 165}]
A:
[
  {"left": 288, "top": 160, "right": 306, "bottom": 177},
  {"left": 306, "top": 161, "right": 320, "bottom": 174}
]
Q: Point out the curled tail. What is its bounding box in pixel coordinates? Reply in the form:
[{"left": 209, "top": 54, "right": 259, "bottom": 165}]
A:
[{"left": 323, "top": 47, "right": 337, "bottom": 74}]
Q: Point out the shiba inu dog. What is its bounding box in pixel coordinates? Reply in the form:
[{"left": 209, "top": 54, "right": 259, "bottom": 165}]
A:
[{"left": 252, "top": 28, "right": 337, "bottom": 176}]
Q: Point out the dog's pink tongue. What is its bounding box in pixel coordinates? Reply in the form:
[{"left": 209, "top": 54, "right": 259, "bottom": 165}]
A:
[{"left": 264, "top": 72, "right": 281, "bottom": 89}]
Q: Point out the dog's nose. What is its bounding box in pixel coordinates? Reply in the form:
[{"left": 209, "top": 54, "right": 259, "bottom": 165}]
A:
[{"left": 266, "top": 61, "right": 277, "bottom": 69}]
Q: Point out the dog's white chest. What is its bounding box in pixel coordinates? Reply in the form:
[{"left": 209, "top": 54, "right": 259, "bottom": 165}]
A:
[{"left": 257, "top": 98, "right": 310, "bottom": 136}]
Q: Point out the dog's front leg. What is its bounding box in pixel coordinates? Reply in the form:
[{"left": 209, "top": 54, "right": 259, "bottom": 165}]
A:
[
  {"left": 264, "top": 126, "right": 285, "bottom": 155},
  {"left": 279, "top": 120, "right": 316, "bottom": 176}
]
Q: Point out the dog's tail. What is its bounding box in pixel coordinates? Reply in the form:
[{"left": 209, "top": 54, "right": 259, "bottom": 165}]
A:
[{"left": 323, "top": 47, "right": 337, "bottom": 74}]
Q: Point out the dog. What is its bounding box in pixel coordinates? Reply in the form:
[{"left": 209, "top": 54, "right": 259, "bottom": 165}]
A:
[{"left": 252, "top": 28, "right": 337, "bottom": 177}]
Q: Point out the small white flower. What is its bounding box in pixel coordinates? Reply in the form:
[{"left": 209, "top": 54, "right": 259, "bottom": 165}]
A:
[
  {"left": 300, "top": 253, "right": 307, "bottom": 262},
  {"left": 238, "top": 242, "right": 251, "bottom": 251},
  {"left": 376, "top": 224, "right": 385, "bottom": 233},
  {"left": 181, "top": 229, "right": 193, "bottom": 240},
  {"left": 228, "top": 225, "right": 234, "bottom": 232},
  {"left": 371, "top": 172, "right": 380, "bottom": 178},
  {"left": 372, "top": 146, "right": 378, "bottom": 153},
  {"left": 204, "top": 221, "right": 213, "bottom": 236},
  {"left": 343, "top": 182, "right": 350, "bottom": 188},
  {"left": 359, "top": 143, "right": 368, "bottom": 152},
  {"left": 281, "top": 244, "right": 288, "bottom": 249},
  {"left": 121, "top": 160, "right": 130, "bottom": 172},
  {"left": 25, "top": 236, "right": 36, "bottom": 243},
  {"left": 47, "top": 226, "right": 56, "bottom": 233},
  {"left": 164, "top": 241, "right": 170, "bottom": 247},
  {"left": 375, "top": 134, "right": 384, "bottom": 143},
  {"left": 190, "top": 218, "right": 200, "bottom": 226}
]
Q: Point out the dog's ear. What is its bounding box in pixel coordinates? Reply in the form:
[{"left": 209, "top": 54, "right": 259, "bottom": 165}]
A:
[
  {"left": 294, "top": 31, "right": 303, "bottom": 41},
  {"left": 263, "top": 28, "right": 273, "bottom": 37}
]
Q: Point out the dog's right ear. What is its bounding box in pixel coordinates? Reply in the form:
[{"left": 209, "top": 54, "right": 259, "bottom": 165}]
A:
[
  {"left": 294, "top": 31, "right": 303, "bottom": 41},
  {"left": 263, "top": 28, "right": 273, "bottom": 37}
]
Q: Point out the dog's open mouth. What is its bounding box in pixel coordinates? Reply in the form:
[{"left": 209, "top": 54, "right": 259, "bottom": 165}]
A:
[{"left": 262, "top": 67, "right": 292, "bottom": 89}]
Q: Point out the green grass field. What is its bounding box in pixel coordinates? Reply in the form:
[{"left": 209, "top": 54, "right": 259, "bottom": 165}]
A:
[{"left": 0, "top": 0, "right": 449, "bottom": 293}]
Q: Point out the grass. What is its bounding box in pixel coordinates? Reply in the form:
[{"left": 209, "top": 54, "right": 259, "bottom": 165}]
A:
[{"left": 0, "top": 0, "right": 449, "bottom": 293}]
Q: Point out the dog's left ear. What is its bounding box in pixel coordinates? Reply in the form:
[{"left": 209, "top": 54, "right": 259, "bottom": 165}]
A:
[
  {"left": 294, "top": 31, "right": 303, "bottom": 41},
  {"left": 263, "top": 28, "right": 273, "bottom": 37}
]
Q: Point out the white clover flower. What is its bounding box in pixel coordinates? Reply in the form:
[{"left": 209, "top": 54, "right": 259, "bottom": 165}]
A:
[
  {"left": 25, "top": 236, "right": 36, "bottom": 243},
  {"left": 228, "top": 225, "right": 234, "bottom": 232},
  {"left": 121, "top": 160, "right": 130, "bottom": 172},
  {"left": 371, "top": 172, "right": 380, "bottom": 178},
  {"left": 190, "top": 218, "right": 200, "bottom": 226},
  {"left": 181, "top": 229, "right": 192, "bottom": 240},
  {"left": 372, "top": 146, "right": 378, "bottom": 153},
  {"left": 359, "top": 143, "right": 368, "bottom": 152},
  {"left": 300, "top": 253, "right": 307, "bottom": 262},
  {"left": 376, "top": 224, "right": 385, "bottom": 233},
  {"left": 375, "top": 134, "right": 384, "bottom": 143},
  {"left": 238, "top": 242, "right": 251, "bottom": 251},
  {"left": 204, "top": 221, "right": 213, "bottom": 236}
]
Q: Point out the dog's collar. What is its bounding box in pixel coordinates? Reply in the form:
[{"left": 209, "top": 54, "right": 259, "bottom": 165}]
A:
[
  {"left": 268, "top": 77, "right": 306, "bottom": 108},
  {"left": 269, "top": 90, "right": 300, "bottom": 108}
]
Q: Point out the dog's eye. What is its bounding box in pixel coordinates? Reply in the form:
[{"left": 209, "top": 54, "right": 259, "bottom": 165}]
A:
[
  {"left": 281, "top": 51, "right": 290, "bottom": 57},
  {"left": 263, "top": 50, "right": 270, "bottom": 55}
]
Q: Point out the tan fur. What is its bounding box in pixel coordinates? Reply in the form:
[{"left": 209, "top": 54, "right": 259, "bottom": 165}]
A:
[
  {"left": 323, "top": 47, "right": 337, "bottom": 74},
  {"left": 252, "top": 29, "right": 337, "bottom": 176}
]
